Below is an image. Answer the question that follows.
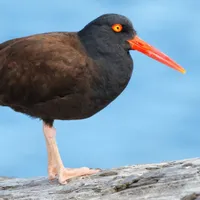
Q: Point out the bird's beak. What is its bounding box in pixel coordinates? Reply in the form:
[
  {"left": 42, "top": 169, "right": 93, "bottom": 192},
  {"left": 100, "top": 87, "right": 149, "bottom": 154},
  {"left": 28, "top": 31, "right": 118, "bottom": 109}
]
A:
[{"left": 127, "top": 36, "right": 186, "bottom": 74}]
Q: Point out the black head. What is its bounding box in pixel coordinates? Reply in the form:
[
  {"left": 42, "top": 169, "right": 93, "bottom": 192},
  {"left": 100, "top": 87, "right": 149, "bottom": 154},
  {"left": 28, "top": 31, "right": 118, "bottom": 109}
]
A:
[
  {"left": 78, "top": 14, "right": 136, "bottom": 57},
  {"left": 78, "top": 13, "right": 185, "bottom": 74}
]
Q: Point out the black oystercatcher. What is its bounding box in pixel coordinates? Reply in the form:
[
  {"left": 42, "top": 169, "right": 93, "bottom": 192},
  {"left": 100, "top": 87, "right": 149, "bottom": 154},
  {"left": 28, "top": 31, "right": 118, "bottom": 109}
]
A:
[{"left": 0, "top": 14, "right": 185, "bottom": 184}]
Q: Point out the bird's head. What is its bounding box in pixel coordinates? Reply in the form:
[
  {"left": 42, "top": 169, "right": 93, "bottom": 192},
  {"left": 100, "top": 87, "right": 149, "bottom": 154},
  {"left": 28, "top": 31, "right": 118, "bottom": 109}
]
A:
[{"left": 78, "top": 13, "right": 186, "bottom": 74}]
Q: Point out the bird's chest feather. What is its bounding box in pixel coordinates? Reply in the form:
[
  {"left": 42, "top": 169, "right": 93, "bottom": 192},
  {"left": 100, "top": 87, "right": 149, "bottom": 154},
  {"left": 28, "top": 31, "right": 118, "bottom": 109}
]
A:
[{"left": 88, "top": 57, "right": 133, "bottom": 114}]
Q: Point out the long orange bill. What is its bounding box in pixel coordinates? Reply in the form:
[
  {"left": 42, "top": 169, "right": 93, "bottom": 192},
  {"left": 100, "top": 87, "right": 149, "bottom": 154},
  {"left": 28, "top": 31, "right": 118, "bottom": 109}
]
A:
[{"left": 128, "top": 36, "right": 186, "bottom": 74}]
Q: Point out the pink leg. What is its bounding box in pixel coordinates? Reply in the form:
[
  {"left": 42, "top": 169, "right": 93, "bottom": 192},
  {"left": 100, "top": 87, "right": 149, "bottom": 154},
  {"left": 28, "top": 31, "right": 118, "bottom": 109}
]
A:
[
  {"left": 43, "top": 124, "right": 57, "bottom": 180},
  {"left": 43, "top": 122, "right": 99, "bottom": 184}
]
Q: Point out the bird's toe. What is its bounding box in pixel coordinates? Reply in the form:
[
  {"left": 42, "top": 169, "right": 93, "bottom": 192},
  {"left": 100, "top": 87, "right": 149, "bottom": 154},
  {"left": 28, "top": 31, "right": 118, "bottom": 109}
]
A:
[
  {"left": 48, "top": 166, "right": 57, "bottom": 180},
  {"left": 58, "top": 167, "right": 100, "bottom": 184}
]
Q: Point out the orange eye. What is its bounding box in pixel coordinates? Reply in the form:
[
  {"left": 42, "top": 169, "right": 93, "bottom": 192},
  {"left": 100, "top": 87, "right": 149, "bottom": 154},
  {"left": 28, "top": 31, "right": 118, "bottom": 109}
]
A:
[{"left": 112, "top": 24, "right": 123, "bottom": 32}]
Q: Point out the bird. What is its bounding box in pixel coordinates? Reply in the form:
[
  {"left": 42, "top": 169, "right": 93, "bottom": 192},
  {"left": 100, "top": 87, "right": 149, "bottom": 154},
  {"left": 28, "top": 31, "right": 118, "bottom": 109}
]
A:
[{"left": 0, "top": 13, "right": 186, "bottom": 184}]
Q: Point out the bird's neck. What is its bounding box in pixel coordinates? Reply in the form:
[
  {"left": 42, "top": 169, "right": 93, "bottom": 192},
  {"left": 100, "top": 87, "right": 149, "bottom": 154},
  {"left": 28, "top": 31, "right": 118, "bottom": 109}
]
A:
[
  {"left": 78, "top": 28, "right": 133, "bottom": 73},
  {"left": 78, "top": 30, "right": 134, "bottom": 104}
]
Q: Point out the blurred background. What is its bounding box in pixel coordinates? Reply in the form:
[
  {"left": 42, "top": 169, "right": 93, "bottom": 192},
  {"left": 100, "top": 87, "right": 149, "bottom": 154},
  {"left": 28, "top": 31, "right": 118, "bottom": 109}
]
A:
[{"left": 0, "top": 0, "right": 199, "bottom": 178}]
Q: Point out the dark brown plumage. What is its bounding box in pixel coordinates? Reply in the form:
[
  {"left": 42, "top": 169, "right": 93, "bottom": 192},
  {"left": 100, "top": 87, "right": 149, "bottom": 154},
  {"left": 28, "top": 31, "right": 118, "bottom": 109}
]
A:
[
  {"left": 0, "top": 33, "right": 97, "bottom": 120},
  {"left": 0, "top": 31, "right": 133, "bottom": 123},
  {"left": 0, "top": 14, "right": 185, "bottom": 184}
]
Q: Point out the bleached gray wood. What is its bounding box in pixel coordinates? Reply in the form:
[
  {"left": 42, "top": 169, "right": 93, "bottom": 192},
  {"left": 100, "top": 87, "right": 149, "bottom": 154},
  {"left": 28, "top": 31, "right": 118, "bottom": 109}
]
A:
[{"left": 1, "top": 158, "right": 200, "bottom": 200}]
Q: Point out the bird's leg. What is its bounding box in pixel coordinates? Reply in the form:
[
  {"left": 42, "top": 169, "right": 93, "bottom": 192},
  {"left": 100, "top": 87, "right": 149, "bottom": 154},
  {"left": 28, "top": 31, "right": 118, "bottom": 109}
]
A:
[
  {"left": 43, "top": 121, "right": 99, "bottom": 184},
  {"left": 43, "top": 120, "right": 57, "bottom": 180}
]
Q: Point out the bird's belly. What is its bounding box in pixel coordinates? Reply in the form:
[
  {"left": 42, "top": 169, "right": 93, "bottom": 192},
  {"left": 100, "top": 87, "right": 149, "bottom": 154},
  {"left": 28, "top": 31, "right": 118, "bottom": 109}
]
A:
[
  {"left": 8, "top": 76, "right": 130, "bottom": 120},
  {"left": 37, "top": 96, "right": 113, "bottom": 120},
  {"left": 9, "top": 93, "right": 112, "bottom": 120}
]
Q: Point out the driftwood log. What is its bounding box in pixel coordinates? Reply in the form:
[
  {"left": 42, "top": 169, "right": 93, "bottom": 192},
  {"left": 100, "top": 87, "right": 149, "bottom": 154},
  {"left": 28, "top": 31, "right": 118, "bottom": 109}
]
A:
[{"left": 0, "top": 158, "right": 200, "bottom": 200}]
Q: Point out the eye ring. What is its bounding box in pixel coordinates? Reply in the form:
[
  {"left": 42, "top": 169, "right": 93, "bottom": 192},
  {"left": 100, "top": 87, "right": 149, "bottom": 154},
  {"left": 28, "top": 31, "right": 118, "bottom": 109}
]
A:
[{"left": 112, "top": 24, "right": 123, "bottom": 33}]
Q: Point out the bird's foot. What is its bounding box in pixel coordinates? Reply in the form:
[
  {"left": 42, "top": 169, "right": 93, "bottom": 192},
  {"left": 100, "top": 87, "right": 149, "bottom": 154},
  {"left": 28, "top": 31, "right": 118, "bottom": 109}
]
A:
[
  {"left": 48, "top": 166, "right": 58, "bottom": 180},
  {"left": 58, "top": 167, "right": 100, "bottom": 184}
]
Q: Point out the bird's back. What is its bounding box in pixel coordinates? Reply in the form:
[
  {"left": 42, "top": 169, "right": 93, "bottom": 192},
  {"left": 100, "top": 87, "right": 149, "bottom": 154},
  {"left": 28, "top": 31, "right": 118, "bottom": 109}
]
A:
[{"left": 0, "top": 32, "right": 98, "bottom": 119}]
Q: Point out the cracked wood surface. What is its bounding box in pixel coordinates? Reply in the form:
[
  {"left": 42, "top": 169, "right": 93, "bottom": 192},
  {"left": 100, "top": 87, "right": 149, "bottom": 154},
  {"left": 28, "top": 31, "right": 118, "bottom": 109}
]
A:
[{"left": 0, "top": 158, "right": 200, "bottom": 200}]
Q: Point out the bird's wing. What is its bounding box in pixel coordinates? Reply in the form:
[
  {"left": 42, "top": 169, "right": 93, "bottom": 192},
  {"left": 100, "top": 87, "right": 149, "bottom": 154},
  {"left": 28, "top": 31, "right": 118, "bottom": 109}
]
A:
[
  {"left": 0, "top": 32, "right": 93, "bottom": 107},
  {"left": 0, "top": 37, "right": 25, "bottom": 52}
]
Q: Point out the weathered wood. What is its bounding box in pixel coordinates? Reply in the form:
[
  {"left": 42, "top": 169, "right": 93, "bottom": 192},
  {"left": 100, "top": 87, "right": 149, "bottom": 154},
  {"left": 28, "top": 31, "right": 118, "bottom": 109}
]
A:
[{"left": 1, "top": 158, "right": 200, "bottom": 200}]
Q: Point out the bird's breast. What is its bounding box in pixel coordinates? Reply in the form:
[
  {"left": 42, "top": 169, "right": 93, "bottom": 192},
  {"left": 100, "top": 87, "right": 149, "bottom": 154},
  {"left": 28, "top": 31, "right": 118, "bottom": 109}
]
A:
[{"left": 86, "top": 59, "right": 133, "bottom": 116}]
